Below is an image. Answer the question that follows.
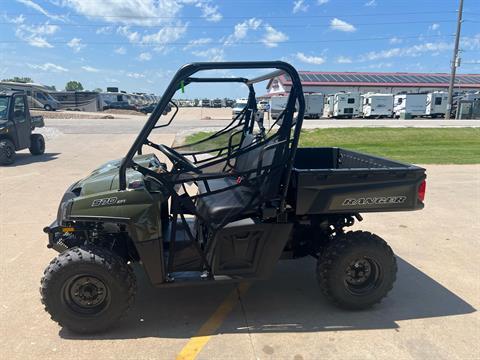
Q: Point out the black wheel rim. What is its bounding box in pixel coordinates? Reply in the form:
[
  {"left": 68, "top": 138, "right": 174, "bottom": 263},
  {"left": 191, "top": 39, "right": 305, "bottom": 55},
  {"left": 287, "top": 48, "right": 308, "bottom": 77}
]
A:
[
  {"left": 344, "top": 257, "right": 382, "bottom": 296},
  {"left": 5, "top": 146, "right": 13, "bottom": 159},
  {"left": 63, "top": 275, "right": 110, "bottom": 315}
]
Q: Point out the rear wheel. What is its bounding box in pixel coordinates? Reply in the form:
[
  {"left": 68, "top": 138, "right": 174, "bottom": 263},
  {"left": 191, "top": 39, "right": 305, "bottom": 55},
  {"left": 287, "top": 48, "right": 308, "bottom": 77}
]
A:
[
  {"left": 40, "top": 246, "right": 136, "bottom": 334},
  {"left": 29, "top": 134, "right": 45, "bottom": 155},
  {"left": 316, "top": 231, "right": 397, "bottom": 310},
  {"left": 0, "top": 139, "right": 16, "bottom": 165}
]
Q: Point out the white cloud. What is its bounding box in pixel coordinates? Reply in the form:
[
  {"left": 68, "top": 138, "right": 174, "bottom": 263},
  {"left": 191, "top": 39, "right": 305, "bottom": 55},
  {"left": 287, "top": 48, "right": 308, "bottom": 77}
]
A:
[
  {"left": 461, "top": 34, "right": 480, "bottom": 50},
  {"left": 183, "top": 37, "right": 212, "bottom": 50},
  {"left": 67, "top": 37, "right": 85, "bottom": 52},
  {"left": 81, "top": 65, "right": 100, "bottom": 72},
  {"left": 114, "top": 46, "right": 126, "bottom": 54},
  {"left": 364, "top": 0, "right": 377, "bottom": 7},
  {"left": 27, "top": 62, "right": 68, "bottom": 72},
  {"left": 96, "top": 26, "right": 112, "bottom": 35},
  {"left": 138, "top": 52, "right": 152, "bottom": 61},
  {"left": 317, "top": 0, "right": 329, "bottom": 4},
  {"left": 262, "top": 25, "right": 288, "bottom": 48},
  {"left": 223, "top": 18, "right": 287, "bottom": 48},
  {"left": 117, "top": 23, "right": 187, "bottom": 50},
  {"left": 293, "top": 0, "right": 309, "bottom": 13},
  {"left": 361, "top": 41, "right": 452, "bottom": 61},
  {"left": 196, "top": 2, "right": 222, "bottom": 22},
  {"left": 367, "top": 62, "right": 393, "bottom": 69},
  {"left": 16, "top": 0, "right": 64, "bottom": 21},
  {"left": 126, "top": 72, "right": 145, "bottom": 79},
  {"left": 429, "top": 23, "right": 440, "bottom": 31},
  {"left": 330, "top": 18, "right": 356, "bottom": 32},
  {"left": 389, "top": 37, "right": 403, "bottom": 44},
  {"left": 224, "top": 18, "right": 262, "bottom": 45},
  {"left": 117, "top": 26, "right": 141, "bottom": 43},
  {"left": 296, "top": 52, "right": 326, "bottom": 65},
  {"left": 192, "top": 47, "right": 225, "bottom": 61},
  {"left": 11, "top": 15, "right": 25, "bottom": 24},
  {"left": 14, "top": 21, "right": 59, "bottom": 48},
  {"left": 62, "top": 0, "right": 182, "bottom": 26},
  {"left": 336, "top": 56, "right": 352, "bottom": 64}
]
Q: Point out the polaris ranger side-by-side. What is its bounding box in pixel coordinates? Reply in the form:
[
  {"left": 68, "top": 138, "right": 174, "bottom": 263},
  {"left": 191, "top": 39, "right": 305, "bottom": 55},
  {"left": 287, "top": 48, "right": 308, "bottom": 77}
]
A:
[
  {"left": 0, "top": 91, "right": 45, "bottom": 165},
  {"left": 40, "top": 62, "right": 426, "bottom": 334}
]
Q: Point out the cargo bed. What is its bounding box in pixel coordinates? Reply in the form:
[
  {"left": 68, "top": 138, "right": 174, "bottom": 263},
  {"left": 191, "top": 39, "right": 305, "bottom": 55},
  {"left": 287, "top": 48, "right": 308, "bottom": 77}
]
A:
[{"left": 290, "top": 147, "right": 426, "bottom": 215}]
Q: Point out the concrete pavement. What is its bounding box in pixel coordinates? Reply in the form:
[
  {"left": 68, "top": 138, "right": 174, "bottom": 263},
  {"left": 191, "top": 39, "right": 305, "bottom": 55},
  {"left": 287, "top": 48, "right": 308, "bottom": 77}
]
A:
[{"left": 0, "top": 125, "right": 479, "bottom": 359}]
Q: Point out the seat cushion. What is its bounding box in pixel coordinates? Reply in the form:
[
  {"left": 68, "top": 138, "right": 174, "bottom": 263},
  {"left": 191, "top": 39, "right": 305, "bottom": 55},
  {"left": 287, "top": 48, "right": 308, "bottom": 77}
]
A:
[
  {"left": 197, "top": 177, "right": 237, "bottom": 194},
  {"left": 196, "top": 185, "right": 258, "bottom": 225}
]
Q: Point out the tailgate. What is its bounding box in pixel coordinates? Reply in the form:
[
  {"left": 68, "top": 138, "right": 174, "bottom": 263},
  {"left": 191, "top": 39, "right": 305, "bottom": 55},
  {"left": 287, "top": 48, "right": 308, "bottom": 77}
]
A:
[{"left": 290, "top": 148, "right": 426, "bottom": 215}]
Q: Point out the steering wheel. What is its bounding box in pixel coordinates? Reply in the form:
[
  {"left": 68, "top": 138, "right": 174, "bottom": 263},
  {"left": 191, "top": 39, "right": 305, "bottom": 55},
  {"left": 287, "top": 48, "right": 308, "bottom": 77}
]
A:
[{"left": 157, "top": 144, "right": 201, "bottom": 173}]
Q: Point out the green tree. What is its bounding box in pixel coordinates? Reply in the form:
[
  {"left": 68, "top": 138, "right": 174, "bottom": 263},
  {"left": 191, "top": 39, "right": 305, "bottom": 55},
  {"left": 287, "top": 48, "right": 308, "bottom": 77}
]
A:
[
  {"left": 44, "top": 85, "right": 57, "bottom": 91},
  {"left": 2, "top": 76, "right": 33, "bottom": 83},
  {"left": 93, "top": 87, "right": 103, "bottom": 93},
  {"left": 65, "top": 81, "right": 84, "bottom": 91}
]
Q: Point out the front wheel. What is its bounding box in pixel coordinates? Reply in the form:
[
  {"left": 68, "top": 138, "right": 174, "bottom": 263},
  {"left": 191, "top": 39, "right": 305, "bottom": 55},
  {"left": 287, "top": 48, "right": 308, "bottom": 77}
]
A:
[
  {"left": 40, "top": 246, "right": 136, "bottom": 333},
  {"left": 29, "top": 134, "right": 45, "bottom": 155},
  {"left": 44, "top": 104, "right": 53, "bottom": 111},
  {"left": 0, "top": 139, "right": 16, "bottom": 165},
  {"left": 316, "top": 231, "right": 397, "bottom": 310}
]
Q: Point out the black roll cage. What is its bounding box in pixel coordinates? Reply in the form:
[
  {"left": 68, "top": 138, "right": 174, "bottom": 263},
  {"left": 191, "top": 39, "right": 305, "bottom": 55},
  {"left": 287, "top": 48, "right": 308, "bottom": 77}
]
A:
[{"left": 119, "top": 61, "right": 305, "bottom": 213}]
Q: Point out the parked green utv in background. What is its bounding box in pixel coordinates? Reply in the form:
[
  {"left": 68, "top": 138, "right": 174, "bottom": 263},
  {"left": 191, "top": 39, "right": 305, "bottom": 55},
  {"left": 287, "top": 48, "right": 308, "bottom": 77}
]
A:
[
  {"left": 40, "top": 62, "right": 426, "bottom": 334},
  {"left": 0, "top": 91, "right": 45, "bottom": 165}
]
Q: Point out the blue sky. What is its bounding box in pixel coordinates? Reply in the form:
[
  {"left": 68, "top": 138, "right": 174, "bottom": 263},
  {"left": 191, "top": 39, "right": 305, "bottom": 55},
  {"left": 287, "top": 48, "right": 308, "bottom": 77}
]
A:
[{"left": 1, "top": 0, "right": 479, "bottom": 98}]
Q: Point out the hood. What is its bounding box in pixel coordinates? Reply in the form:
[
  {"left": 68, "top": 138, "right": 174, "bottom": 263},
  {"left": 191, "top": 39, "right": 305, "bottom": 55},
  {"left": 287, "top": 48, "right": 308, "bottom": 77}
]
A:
[{"left": 72, "top": 153, "right": 162, "bottom": 196}]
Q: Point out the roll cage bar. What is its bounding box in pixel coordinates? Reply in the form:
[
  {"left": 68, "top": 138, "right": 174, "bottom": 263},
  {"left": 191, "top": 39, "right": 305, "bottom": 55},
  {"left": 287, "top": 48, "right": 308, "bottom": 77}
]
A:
[{"left": 119, "top": 61, "right": 305, "bottom": 214}]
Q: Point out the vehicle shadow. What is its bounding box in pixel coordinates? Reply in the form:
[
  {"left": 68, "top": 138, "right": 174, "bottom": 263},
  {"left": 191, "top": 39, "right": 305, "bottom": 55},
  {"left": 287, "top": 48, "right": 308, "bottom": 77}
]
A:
[
  {"left": 60, "top": 256, "right": 475, "bottom": 340},
  {"left": 8, "top": 152, "right": 60, "bottom": 167}
]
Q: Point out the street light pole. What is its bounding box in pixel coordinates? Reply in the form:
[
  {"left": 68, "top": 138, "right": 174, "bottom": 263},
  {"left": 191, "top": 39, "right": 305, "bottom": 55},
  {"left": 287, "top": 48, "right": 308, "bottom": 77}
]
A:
[{"left": 445, "top": 0, "right": 464, "bottom": 120}]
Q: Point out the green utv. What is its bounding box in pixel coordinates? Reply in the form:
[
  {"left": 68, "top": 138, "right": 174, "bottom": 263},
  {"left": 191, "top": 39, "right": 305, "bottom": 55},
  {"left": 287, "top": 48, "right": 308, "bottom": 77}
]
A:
[
  {"left": 40, "top": 62, "right": 427, "bottom": 333},
  {"left": 0, "top": 91, "right": 45, "bottom": 165}
]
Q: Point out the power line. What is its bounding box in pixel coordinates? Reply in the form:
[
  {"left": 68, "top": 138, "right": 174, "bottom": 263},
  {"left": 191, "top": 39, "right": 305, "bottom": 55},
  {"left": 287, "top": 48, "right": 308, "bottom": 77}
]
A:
[
  {"left": 2, "top": 10, "right": 459, "bottom": 20},
  {"left": 0, "top": 34, "right": 455, "bottom": 46},
  {"left": 0, "top": 19, "right": 467, "bottom": 29}
]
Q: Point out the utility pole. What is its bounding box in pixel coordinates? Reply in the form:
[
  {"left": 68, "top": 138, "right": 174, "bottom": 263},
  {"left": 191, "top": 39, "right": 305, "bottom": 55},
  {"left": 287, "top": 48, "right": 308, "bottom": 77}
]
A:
[{"left": 445, "top": 0, "right": 464, "bottom": 119}]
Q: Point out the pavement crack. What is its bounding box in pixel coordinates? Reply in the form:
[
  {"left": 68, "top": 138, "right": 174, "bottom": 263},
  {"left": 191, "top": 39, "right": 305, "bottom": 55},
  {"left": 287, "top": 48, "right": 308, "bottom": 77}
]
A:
[{"left": 237, "top": 284, "right": 258, "bottom": 360}]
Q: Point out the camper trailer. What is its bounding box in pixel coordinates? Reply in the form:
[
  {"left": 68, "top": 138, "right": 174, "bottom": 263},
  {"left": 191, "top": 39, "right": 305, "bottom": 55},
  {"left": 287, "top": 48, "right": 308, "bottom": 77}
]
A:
[
  {"left": 0, "top": 82, "right": 60, "bottom": 111},
  {"left": 425, "top": 91, "right": 448, "bottom": 118},
  {"left": 304, "top": 93, "right": 324, "bottom": 119},
  {"left": 269, "top": 95, "right": 289, "bottom": 120},
  {"left": 332, "top": 92, "right": 360, "bottom": 118},
  {"left": 50, "top": 91, "right": 100, "bottom": 112},
  {"left": 362, "top": 93, "right": 394, "bottom": 118},
  {"left": 323, "top": 94, "right": 334, "bottom": 117},
  {"left": 394, "top": 93, "right": 427, "bottom": 118}
]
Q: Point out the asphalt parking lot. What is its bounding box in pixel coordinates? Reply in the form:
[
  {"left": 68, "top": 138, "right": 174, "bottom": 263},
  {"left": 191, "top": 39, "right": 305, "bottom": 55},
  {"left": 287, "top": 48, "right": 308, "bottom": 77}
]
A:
[{"left": 0, "top": 121, "right": 479, "bottom": 359}]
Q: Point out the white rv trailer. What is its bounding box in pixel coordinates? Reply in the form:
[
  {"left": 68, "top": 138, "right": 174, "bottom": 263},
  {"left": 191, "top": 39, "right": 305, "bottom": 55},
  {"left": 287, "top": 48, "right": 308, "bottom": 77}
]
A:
[
  {"left": 304, "top": 93, "right": 324, "bottom": 119},
  {"left": 425, "top": 91, "right": 448, "bottom": 118},
  {"left": 49, "top": 91, "right": 100, "bottom": 112},
  {"left": 323, "top": 94, "right": 334, "bottom": 117},
  {"left": 332, "top": 92, "right": 360, "bottom": 118},
  {"left": 393, "top": 93, "right": 428, "bottom": 118},
  {"left": 269, "top": 95, "right": 289, "bottom": 120},
  {"left": 361, "top": 93, "right": 394, "bottom": 118},
  {"left": 0, "top": 81, "right": 60, "bottom": 111},
  {"left": 98, "top": 92, "right": 129, "bottom": 110},
  {"left": 232, "top": 98, "right": 248, "bottom": 119}
]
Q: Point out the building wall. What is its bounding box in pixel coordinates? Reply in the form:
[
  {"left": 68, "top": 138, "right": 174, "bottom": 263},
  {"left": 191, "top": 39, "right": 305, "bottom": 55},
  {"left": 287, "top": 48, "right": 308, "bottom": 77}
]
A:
[{"left": 267, "top": 80, "right": 480, "bottom": 96}]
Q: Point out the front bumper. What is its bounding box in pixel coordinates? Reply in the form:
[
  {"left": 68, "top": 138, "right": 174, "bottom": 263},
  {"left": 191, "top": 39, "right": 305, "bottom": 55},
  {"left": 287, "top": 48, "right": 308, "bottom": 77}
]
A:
[{"left": 43, "top": 220, "right": 68, "bottom": 252}]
